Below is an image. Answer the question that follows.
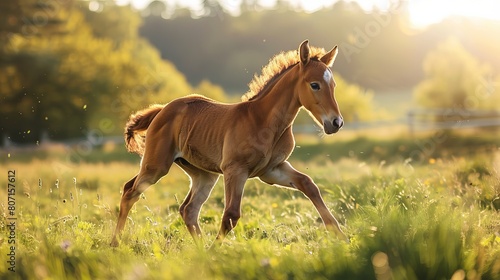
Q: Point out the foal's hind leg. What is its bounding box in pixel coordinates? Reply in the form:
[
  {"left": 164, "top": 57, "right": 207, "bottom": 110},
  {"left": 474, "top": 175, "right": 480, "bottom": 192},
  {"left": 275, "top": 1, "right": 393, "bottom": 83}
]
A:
[
  {"left": 177, "top": 160, "right": 219, "bottom": 240},
  {"left": 110, "top": 164, "right": 172, "bottom": 247},
  {"left": 110, "top": 146, "right": 176, "bottom": 247},
  {"left": 110, "top": 175, "right": 137, "bottom": 247}
]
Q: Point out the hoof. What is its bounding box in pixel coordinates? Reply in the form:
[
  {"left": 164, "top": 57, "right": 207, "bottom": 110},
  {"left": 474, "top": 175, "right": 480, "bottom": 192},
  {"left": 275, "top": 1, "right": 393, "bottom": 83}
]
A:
[{"left": 110, "top": 238, "right": 119, "bottom": 247}]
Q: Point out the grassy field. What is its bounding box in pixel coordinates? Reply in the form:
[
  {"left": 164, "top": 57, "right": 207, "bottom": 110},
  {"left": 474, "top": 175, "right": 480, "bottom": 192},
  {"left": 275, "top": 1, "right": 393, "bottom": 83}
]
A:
[{"left": 1, "top": 133, "right": 499, "bottom": 279}]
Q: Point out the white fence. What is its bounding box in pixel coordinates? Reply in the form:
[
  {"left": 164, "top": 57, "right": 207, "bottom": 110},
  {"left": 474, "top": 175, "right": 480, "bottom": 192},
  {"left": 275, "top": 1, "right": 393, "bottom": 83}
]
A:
[{"left": 407, "top": 109, "right": 500, "bottom": 134}]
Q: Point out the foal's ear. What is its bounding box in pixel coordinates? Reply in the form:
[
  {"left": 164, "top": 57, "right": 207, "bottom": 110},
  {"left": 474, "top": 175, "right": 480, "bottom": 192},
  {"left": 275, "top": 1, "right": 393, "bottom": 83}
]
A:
[
  {"left": 299, "top": 40, "right": 310, "bottom": 66},
  {"left": 320, "top": 45, "right": 338, "bottom": 67}
]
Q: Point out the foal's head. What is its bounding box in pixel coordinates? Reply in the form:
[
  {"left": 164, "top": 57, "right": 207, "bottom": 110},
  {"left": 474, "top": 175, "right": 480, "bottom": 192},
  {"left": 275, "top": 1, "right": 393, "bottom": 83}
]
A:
[{"left": 296, "top": 40, "right": 343, "bottom": 134}]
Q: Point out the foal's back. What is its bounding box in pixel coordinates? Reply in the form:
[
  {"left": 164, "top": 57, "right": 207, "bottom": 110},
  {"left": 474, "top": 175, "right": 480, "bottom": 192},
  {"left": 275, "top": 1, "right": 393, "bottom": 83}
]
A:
[{"left": 153, "top": 94, "right": 247, "bottom": 173}]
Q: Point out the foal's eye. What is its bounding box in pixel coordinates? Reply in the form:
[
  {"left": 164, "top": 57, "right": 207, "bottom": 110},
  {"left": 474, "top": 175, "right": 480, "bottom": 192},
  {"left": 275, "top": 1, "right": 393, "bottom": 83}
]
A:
[{"left": 310, "top": 82, "right": 321, "bottom": 91}]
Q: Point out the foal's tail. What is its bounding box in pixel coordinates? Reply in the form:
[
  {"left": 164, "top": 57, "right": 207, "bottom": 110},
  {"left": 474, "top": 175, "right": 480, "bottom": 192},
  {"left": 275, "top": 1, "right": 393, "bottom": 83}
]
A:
[{"left": 125, "top": 104, "right": 164, "bottom": 156}]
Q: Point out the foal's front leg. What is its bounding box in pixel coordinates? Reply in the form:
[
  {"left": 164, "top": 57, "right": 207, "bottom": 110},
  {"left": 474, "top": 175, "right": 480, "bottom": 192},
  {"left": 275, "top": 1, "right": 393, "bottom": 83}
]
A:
[{"left": 260, "top": 161, "right": 348, "bottom": 242}]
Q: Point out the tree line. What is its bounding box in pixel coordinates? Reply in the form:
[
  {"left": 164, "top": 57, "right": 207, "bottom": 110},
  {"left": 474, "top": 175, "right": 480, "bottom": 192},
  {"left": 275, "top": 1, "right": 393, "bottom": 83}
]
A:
[{"left": 139, "top": 0, "right": 500, "bottom": 92}]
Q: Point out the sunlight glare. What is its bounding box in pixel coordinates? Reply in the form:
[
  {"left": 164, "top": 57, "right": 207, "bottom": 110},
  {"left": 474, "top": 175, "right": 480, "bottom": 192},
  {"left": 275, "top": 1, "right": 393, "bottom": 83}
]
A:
[{"left": 408, "top": 0, "right": 500, "bottom": 28}]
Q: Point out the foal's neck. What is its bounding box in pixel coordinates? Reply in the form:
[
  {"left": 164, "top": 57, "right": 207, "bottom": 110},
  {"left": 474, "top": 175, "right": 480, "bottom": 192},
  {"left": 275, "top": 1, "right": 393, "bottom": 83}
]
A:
[{"left": 249, "top": 68, "right": 301, "bottom": 132}]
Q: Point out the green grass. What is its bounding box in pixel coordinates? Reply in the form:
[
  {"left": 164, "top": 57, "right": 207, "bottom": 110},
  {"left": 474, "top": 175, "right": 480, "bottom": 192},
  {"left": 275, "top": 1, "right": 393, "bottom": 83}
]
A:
[{"left": 0, "top": 135, "right": 499, "bottom": 279}]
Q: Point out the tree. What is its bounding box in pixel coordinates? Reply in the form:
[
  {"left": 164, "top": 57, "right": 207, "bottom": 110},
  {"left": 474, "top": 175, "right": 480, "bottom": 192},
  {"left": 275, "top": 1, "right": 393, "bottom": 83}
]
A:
[
  {"left": 0, "top": 9, "right": 124, "bottom": 142},
  {"left": 334, "top": 73, "right": 376, "bottom": 122},
  {"left": 193, "top": 79, "right": 227, "bottom": 101},
  {"left": 0, "top": 2, "right": 228, "bottom": 144},
  {"left": 413, "top": 38, "right": 498, "bottom": 110}
]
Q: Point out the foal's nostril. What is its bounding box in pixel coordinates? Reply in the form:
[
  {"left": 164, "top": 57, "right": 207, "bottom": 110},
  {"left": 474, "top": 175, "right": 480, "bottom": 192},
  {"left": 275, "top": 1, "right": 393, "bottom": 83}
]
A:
[
  {"left": 323, "top": 117, "right": 343, "bottom": 134},
  {"left": 333, "top": 118, "right": 343, "bottom": 128}
]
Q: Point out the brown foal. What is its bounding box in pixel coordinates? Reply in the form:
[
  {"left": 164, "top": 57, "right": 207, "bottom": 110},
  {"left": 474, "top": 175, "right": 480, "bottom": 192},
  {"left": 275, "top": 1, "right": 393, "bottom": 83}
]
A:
[{"left": 110, "top": 40, "right": 348, "bottom": 247}]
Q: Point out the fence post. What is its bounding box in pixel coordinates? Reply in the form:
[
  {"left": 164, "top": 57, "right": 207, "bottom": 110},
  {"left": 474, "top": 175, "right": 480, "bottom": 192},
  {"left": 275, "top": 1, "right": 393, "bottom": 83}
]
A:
[{"left": 407, "top": 110, "right": 414, "bottom": 136}]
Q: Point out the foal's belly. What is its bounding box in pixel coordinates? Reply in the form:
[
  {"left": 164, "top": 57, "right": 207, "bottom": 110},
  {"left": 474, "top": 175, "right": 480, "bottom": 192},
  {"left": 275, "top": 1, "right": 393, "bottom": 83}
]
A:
[
  {"left": 179, "top": 147, "right": 223, "bottom": 174},
  {"left": 177, "top": 138, "right": 293, "bottom": 177}
]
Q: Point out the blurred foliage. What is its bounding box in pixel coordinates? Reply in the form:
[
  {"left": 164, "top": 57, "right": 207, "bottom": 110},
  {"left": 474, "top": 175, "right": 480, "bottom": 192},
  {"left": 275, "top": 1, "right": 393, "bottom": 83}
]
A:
[
  {"left": 193, "top": 79, "right": 228, "bottom": 102},
  {"left": 414, "top": 38, "right": 500, "bottom": 110},
  {"left": 334, "top": 73, "right": 375, "bottom": 122},
  {"left": 139, "top": 1, "right": 500, "bottom": 94},
  {"left": 0, "top": 0, "right": 227, "bottom": 144}
]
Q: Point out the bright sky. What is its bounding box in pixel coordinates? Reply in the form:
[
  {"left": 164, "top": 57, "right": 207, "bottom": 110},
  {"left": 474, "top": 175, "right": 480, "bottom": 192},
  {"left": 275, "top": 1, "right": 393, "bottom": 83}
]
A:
[{"left": 118, "top": 0, "right": 500, "bottom": 28}]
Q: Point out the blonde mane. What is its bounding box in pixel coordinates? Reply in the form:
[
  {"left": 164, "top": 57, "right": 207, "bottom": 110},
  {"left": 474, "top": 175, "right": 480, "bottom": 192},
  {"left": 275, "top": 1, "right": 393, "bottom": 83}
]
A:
[{"left": 242, "top": 46, "right": 327, "bottom": 101}]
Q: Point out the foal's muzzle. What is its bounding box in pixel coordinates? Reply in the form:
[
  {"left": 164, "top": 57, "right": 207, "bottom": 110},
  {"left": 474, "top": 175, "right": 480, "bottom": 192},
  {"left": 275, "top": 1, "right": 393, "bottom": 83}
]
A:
[{"left": 323, "top": 117, "right": 343, "bottom": 134}]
